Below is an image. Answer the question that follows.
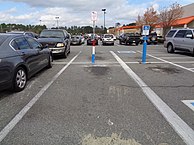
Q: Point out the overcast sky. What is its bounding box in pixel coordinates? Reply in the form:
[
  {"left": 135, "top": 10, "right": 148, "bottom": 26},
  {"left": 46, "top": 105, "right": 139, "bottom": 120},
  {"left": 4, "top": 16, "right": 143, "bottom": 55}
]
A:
[{"left": 0, "top": 0, "right": 193, "bottom": 28}]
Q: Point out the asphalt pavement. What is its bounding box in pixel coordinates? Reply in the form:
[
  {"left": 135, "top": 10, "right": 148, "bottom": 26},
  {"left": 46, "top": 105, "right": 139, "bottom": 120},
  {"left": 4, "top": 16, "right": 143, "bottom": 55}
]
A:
[{"left": 0, "top": 41, "right": 194, "bottom": 145}]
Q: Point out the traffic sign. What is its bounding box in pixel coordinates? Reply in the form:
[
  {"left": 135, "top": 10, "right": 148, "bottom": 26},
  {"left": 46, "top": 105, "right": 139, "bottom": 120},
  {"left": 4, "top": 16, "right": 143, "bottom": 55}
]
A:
[
  {"left": 142, "top": 25, "right": 150, "bottom": 36},
  {"left": 91, "top": 11, "right": 97, "bottom": 21}
]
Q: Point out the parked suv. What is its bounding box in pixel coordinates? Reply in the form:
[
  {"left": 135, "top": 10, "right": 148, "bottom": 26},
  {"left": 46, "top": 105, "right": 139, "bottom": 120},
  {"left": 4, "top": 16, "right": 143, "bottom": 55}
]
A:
[
  {"left": 164, "top": 28, "right": 194, "bottom": 55},
  {"left": 38, "top": 29, "right": 71, "bottom": 58}
]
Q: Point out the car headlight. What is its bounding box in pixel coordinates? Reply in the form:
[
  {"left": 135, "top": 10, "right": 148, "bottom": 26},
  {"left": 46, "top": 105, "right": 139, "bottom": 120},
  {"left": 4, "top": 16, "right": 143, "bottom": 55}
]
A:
[{"left": 56, "top": 43, "right": 64, "bottom": 47}]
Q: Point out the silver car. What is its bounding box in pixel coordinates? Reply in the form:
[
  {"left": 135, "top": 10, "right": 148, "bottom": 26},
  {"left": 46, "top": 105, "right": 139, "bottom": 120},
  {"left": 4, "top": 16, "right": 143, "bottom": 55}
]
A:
[{"left": 164, "top": 28, "right": 194, "bottom": 55}]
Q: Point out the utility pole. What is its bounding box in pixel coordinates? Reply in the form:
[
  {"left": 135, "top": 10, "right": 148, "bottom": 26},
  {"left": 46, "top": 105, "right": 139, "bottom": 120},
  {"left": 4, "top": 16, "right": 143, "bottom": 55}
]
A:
[
  {"left": 55, "top": 16, "right": 59, "bottom": 29},
  {"left": 102, "top": 8, "right": 106, "bottom": 34}
]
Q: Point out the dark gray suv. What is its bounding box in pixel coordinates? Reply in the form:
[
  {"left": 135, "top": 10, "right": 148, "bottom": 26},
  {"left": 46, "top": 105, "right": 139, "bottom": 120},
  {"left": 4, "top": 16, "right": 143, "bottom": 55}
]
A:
[{"left": 164, "top": 28, "right": 194, "bottom": 55}]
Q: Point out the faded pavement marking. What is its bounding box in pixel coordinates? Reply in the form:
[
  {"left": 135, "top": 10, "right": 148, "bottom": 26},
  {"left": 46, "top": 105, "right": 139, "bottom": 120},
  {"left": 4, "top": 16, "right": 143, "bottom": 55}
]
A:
[{"left": 82, "top": 133, "right": 141, "bottom": 145}]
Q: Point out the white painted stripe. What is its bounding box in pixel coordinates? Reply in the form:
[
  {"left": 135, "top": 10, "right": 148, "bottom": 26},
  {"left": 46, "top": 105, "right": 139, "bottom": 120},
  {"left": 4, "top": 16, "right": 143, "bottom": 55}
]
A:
[
  {"left": 118, "top": 51, "right": 136, "bottom": 54},
  {"left": 110, "top": 51, "right": 194, "bottom": 145},
  {"left": 92, "top": 46, "right": 95, "bottom": 55},
  {"left": 137, "top": 51, "right": 194, "bottom": 73},
  {"left": 0, "top": 51, "right": 81, "bottom": 143},
  {"left": 182, "top": 100, "right": 194, "bottom": 112}
]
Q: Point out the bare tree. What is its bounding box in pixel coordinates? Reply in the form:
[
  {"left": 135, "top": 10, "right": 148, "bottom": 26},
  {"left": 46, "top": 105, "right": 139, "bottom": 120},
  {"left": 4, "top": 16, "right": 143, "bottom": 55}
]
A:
[
  {"left": 159, "top": 2, "right": 183, "bottom": 36},
  {"left": 136, "top": 6, "right": 158, "bottom": 32}
]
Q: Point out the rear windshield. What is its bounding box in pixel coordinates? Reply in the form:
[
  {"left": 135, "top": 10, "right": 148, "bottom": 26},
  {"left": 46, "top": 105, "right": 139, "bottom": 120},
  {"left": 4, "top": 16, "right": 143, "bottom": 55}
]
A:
[
  {"left": 104, "top": 35, "right": 113, "bottom": 38},
  {"left": 0, "top": 35, "right": 9, "bottom": 46},
  {"left": 40, "top": 30, "right": 64, "bottom": 38}
]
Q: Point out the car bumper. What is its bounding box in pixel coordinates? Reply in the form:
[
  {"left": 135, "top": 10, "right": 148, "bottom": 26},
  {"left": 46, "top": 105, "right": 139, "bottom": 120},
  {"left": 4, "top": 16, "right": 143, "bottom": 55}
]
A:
[
  {"left": 103, "top": 41, "right": 114, "bottom": 44},
  {"left": 49, "top": 47, "right": 65, "bottom": 55}
]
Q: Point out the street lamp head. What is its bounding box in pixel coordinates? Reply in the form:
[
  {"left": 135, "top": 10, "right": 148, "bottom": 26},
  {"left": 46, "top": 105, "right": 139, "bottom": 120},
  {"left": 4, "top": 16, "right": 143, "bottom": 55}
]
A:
[{"left": 102, "top": 9, "right": 106, "bottom": 12}]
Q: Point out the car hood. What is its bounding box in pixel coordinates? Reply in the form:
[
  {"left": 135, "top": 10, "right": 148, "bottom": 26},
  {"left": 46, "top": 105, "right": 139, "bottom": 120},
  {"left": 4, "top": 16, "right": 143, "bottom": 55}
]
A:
[{"left": 37, "top": 37, "right": 64, "bottom": 43}]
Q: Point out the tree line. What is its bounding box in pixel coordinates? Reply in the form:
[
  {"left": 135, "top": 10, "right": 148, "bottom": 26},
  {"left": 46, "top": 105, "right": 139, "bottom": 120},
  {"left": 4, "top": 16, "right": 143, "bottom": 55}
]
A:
[{"left": 0, "top": 23, "right": 107, "bottom": 35}]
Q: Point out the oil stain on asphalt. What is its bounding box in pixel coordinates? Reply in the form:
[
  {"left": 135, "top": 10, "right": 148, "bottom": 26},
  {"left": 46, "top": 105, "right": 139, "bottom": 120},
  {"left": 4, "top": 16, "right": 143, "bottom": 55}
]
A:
[
  {"left": 88, "top": 56, "right": 105, "bottom": 61},
  {"left": 147, "top": 66, "right": 181, "bottom": 74},
  {"left": 84, "top": 66, "right": 110, "bottom": 76}
]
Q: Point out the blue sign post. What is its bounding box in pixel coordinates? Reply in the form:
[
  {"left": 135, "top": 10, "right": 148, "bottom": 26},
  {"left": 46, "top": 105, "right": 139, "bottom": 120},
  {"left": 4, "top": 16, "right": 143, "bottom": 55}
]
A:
[{"left": 142, "top": 25, "right": 150, "bottom": 64}]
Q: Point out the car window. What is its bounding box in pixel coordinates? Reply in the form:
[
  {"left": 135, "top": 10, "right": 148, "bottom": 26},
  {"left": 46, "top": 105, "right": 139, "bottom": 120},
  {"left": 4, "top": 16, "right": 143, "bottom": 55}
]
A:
[
  {"left": 166, "top": 30, "right": 176, "bottom": 37},
  {"left": 174, "top": 30, "right": 187, "bottom": 38},
  {"left": 40, "top": 30, "right": 65, "bottom": 38},
  {"left": 14, "top": 37, "right": 31, "bottom": 50},
  {"left": 10, "top": 40, "right": 19, "bottom": 50},
  {"left": 25, "top": 33, "right": 33, "bottom": 37},
  {"left": 185, "top": 30, "right": 193, "bottom": 37},
  {"left": 104, "top": 35, "right": 113, "bottom": 38},
  {"left": 26, "top": 37, "right": 41, "bottom": 49}
]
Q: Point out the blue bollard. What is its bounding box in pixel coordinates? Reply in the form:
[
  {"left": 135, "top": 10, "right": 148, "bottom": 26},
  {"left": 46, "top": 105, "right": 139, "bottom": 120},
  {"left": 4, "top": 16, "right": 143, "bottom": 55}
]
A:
[{"left": 142, "top": 36, "right": 147, "bottom": 64}]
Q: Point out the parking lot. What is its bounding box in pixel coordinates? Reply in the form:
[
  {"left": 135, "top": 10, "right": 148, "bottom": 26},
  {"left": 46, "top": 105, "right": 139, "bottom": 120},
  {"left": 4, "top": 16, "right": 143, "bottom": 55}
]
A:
[{"left": 0, "top": 40, "right": 194, "bottom": 145}]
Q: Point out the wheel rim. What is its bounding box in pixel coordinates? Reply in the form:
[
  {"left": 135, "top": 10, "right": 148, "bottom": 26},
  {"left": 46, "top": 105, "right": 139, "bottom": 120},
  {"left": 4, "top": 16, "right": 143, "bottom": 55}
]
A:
[
  {"left": 16, "top": 69, "right": 26, "bottom": 89},
  {"left": 168, "top": 45, "right": 172, "bottom": 52}
]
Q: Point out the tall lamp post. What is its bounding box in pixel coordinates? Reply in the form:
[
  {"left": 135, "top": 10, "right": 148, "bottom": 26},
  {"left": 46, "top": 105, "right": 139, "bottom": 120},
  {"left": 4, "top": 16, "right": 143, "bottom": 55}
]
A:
[
  {"left": 55, "top": 16, "right": 59, "bottom": 29},
  {"left": 102, "top": 8, "right": 106, "bottom": 34}
]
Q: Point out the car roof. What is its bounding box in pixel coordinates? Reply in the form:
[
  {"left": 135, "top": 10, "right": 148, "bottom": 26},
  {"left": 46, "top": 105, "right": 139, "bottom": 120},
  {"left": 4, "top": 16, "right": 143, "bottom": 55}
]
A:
[{"left": 0, "top": 33, "right": 23, "bottom": 37}]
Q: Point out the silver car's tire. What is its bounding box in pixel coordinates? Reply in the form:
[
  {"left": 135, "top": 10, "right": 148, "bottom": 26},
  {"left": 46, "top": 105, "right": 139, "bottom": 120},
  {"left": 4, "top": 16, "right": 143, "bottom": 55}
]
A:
[
  {"left": 13, "top": 67, "right": 27, "bottom": 92},
  {"left": 167, "top": 44, "right": 174, "bottom": 53}
]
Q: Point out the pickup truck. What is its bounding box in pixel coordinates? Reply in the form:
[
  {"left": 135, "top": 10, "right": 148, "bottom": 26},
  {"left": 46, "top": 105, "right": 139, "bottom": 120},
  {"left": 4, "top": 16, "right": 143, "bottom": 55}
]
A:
[{"left": 119, "top": 33, "right": 141, "bottom": 45}]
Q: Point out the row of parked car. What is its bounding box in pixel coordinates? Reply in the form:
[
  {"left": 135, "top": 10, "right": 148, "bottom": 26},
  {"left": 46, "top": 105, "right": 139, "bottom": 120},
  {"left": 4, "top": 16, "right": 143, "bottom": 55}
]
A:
[{"left": 118, "top": 32, "right": 165, "bottom": 46}]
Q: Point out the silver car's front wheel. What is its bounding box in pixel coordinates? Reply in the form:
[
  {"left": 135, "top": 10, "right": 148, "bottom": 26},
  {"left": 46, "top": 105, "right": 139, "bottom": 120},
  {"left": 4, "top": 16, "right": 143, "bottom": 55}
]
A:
[{"left": 167, "top": 44, "right": 174, "bottom": 53}]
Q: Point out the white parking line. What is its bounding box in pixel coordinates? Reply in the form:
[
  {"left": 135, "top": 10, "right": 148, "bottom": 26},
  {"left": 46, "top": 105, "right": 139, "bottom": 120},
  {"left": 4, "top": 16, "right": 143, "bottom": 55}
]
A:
[
  {"left": 137, "top": 51, "right": 194, "bottom": 73},
  {"left": 0, "top": 51, "right": 81, "bottom": 143},
  {"left": 110, "top": 51, "right": 194, "bottom": 145}
]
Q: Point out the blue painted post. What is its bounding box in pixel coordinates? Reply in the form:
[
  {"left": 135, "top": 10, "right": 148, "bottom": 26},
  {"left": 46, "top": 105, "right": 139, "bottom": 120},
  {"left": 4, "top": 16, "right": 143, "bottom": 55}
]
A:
[
  {"left": 92, "top": 40, "right": 95, "bottom": 64},
  {"left": 142, "top": 36, "right": 147, "bottom": 64}
]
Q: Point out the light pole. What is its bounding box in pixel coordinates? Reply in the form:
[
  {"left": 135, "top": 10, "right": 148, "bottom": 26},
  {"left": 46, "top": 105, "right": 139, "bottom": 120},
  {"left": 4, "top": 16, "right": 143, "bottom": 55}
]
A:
[
  {"left": 55, "top": 16, "right": 59, "bottom": 29},
  {"left": 102, "top": 8, "right": 106, "bottom": 34}
]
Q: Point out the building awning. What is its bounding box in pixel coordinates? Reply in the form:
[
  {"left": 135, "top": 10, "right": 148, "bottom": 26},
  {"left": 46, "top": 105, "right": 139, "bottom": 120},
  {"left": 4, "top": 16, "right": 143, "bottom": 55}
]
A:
[
  {"left": 155, "top": 16, "right": 194, "bottom": 28},
  {"left": 115, "top": 25, "right": 141, "bottom": 31}
]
